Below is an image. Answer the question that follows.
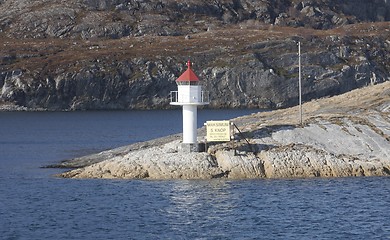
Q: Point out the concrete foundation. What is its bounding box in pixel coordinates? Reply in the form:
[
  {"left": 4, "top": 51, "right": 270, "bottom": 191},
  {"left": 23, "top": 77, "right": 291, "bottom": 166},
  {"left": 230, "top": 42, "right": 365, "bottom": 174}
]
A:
[
  {"left": 180, "top": 143, "right": 199, "bottom": 153},
  {"left": 179, "top": 143, "right": 206, "bottom": 153}
]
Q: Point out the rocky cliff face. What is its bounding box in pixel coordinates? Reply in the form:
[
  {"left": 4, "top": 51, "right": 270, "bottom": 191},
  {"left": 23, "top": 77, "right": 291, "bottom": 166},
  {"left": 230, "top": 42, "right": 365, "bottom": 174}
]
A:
[
  {"left": 0, "top": 0, "right": 389, "bottom": 110},
  {"left": 2, "top": 0, "right": 389, "bottom": 39}
]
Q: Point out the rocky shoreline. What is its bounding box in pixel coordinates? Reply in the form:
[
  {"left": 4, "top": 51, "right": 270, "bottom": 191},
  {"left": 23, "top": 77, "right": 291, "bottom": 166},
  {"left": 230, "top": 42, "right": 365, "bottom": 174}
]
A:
[
  {"left": 0, "top": 103, "right": 30, "bottom": 111},
  {"left": 57, "top": 82, "right": 390, "bottom": 179}
]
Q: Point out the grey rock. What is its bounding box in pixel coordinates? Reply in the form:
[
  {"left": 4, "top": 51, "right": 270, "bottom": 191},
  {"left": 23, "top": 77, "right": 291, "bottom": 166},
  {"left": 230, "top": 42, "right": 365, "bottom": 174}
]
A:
[
  {"left": 1, "top": 0, "right": 390, "bottom": 39},
  {"left": 0, "top": 0, "right": 389, "bottom": 110},
  {"left": 56, "top": 82, "right": 390, "bottom": 179}
]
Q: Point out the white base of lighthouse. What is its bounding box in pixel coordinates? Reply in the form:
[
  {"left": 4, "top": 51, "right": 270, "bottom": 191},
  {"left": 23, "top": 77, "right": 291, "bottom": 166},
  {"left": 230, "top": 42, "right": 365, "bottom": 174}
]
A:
[{"left": 182, "top": 105, "right": 197, "bottom": 144}]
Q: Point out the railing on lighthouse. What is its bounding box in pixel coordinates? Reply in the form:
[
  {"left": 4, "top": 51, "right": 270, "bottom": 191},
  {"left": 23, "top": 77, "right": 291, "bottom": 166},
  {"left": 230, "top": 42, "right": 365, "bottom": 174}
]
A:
[{"left": 170, "top": 90, "right": 210, "bottom": 104}]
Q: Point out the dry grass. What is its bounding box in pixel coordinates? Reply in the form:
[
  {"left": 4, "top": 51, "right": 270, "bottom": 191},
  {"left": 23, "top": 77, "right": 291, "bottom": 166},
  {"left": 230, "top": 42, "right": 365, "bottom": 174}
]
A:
[
  {"left": 1, "top": 22, "right": 389, "bottom": 72},
  {"left": 244, "top": 81, "right": 390, "bottom": 129}
]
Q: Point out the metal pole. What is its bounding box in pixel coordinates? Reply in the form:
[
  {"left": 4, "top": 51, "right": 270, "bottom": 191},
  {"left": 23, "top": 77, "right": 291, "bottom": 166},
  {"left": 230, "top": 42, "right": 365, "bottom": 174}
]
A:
[{"left": 298, "top": 41, "right": 303, "bottom": 126}]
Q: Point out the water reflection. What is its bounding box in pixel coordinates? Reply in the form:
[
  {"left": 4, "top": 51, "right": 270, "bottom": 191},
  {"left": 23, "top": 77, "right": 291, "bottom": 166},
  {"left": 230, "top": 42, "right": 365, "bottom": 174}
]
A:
[{"left": 163, "top": 180, "right": 238, "bottom": 238}]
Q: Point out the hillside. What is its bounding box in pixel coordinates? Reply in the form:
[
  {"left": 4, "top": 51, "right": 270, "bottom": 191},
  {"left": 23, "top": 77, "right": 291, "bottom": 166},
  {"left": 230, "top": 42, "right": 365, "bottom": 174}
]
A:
[{"left": 1, "top": 0, "right": 389, "bottom": 110}]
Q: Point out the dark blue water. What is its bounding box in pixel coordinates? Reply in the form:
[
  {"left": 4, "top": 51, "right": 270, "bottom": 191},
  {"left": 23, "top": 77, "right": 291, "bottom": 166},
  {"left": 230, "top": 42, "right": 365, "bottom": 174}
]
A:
[{"left": 1, "top": 110, "right": 390, "bottom": 240}]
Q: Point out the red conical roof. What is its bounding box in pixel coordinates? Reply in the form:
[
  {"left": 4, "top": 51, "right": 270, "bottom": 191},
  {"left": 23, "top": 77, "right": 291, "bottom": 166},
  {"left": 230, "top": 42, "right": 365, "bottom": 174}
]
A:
[{"left": 176, "top": 60, "right": 199, "bottom": 82}]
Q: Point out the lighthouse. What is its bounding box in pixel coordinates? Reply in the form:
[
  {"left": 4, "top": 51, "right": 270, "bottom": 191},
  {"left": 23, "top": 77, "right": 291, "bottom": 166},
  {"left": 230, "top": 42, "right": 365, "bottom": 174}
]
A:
[{"left": 170, "top": 60, "right": 209, "bottom": 152}]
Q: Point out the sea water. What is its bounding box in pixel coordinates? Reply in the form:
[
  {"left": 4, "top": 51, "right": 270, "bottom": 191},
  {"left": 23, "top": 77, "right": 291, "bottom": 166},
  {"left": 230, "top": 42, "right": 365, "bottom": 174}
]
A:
[{"left": 1, "top": 110, "right": 390, "bottom": 240}]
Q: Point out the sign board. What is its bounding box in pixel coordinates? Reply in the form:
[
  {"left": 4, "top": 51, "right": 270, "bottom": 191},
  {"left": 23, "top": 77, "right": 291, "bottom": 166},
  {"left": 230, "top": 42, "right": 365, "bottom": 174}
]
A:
[{"left": 206, "top": 120, "right": 231, "bottom": 142}]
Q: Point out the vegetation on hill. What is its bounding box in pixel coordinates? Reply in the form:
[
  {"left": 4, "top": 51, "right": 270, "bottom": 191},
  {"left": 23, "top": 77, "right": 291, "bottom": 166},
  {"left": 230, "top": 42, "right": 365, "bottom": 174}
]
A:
[{"left": 0, "top": 0, "right": 389, "bottom": 110}]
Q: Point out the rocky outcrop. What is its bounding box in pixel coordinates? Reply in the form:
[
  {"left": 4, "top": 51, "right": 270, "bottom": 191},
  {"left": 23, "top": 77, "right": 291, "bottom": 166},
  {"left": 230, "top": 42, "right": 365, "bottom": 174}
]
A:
[
  {"left": 1, "top": 25, "right": 389, "bottom": 110},
  {"left": 58, "top": 81, "right": 390, "bottom": 179},
  {"left": 1, "top": 0, "right": 389, "bottom": 39},
  {"left": 0, "top": 0, "right": 389, "bottom": 110},
  {"left": 61, "top": 141, "right": 223, "bottom": 179}
]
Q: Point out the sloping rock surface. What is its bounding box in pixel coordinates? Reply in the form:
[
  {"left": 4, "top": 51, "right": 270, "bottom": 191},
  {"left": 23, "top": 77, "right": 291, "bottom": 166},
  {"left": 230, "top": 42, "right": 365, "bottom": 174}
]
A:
[{"left": 59, "top": 81, "right": 390, "bottom": 179}]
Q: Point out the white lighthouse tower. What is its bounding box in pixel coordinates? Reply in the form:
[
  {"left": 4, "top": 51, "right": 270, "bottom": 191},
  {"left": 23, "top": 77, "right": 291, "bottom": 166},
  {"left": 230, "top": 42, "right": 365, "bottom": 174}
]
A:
[{"left": 170, "top": 60, "right": 209, "bottom": 152}]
